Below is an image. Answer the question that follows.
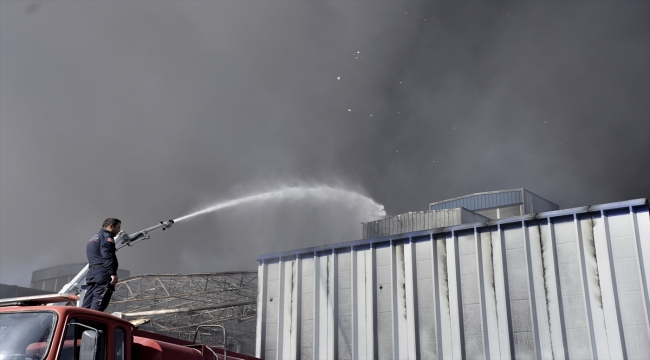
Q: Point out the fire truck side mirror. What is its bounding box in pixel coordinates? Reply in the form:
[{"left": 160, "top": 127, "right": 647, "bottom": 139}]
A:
[{"left": 80, "top": 330, "right": 99, "bottom": 360}]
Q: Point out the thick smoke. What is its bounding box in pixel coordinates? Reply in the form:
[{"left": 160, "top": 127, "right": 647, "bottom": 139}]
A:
[{"left": 1, "top": 2, "right": 648, "bottom": 285}]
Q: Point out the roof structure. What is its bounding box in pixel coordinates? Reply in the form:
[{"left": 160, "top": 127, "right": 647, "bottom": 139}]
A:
[
  {"left": 362, "top": 189, "right": 560, "bottom": 239},
  {"left": 429, "top": 188, "right": 559, "bottom": 214},
  {"left": 105, "top": 271, "right": 257, "bottom": 355}
]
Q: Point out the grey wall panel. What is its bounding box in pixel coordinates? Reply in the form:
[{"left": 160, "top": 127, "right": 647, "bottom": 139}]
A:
[
  {"left": 553, "top": 217, "right": 592, "bottom": 360},
  {"left": 392, "top": 242, "right": 408, "bottom": 359},
  {"left": 337, "top": 249, "right": 353, "bottom": 360},
  {"left": 605, "top": 209, "right": 650, "bottom": 359},
  {"left": 462, "top": 208, "right": 491, "bottom": 224},
  {"left": 257, "top": 199, "right": 649, "bottom": 360},
  {"left": 430, "top": 189, "right": 558, "bottom": 215},
  {"left": 264, "top": 260, "right": 280, "bottom": 360},
  {"left": 540, "top": 220, "right": 569, "bottom": 360},
  {"left": 414, "top": 238, "right": 437, "bottom": 359},
  {"left": 375, "top": 242, "right": 392, "bottom": 360},
  {"left": 503, "top": 225, "right": 536, "bottom": 359},
  {"left": 364, "top": 209, "right": 490, "bottom": 239},
  {"left": 300, "top": 257, "right": 314, "bottom": 360},
  {"left": 457, "top": 231, "right": 484, "bottom": 360},
  {"left": 524, "top": 190, "right": 560, "bottom": 214},
  {"left": 500, "top": 205, "right": 522, "bottom": 218},
  {"left": 477, "top": 208, "right": 498, "bottom": 220},
  {"left": 634, "top": 207, "right": 650, "bottom": 339},
  {"left": 0, "top": 284, "right": 53, "bottom": 299},
  {"left": 525, "top": 222, "right": 554, "bottom": 359},
  {"left": 31, "top": 263, "right": 87, "bottom": 282},
  {"left": 434, "top": 235, "right": 455, "bottom": 359},
  {"left": 430, "top": 190, "right": 523, "bottom": 211}
]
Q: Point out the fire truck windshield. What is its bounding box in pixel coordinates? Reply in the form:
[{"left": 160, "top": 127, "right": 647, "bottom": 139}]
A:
[{"left": 0, "top": 312, "right": 57, "bottom": 360}]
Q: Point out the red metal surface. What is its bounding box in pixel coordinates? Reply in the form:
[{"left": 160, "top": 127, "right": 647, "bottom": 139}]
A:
[{"left": 0, "top": 305, "right": 261, "bottom": 360}]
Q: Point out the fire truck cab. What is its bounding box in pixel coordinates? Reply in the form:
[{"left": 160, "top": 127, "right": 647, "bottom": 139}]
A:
[{"left": 0, "top": 294, "right": 259, "bottom": 360}]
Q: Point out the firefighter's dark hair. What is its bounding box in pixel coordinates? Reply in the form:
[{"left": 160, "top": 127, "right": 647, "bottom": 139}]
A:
[{"left": 102, "top": 218, "right": 121, "bottom": 228}]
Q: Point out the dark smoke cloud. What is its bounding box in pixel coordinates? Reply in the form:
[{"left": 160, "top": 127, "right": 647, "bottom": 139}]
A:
[{"left": 1, "top": 2, "right": 648, "bottom": 286}]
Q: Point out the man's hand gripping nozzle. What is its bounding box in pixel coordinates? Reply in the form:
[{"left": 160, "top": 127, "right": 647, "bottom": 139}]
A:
[{"left": 115, "top": 220, "right": 174, "bottom": 250}]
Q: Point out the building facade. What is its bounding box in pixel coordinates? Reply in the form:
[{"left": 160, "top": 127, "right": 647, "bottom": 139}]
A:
[
  {"left": 363, "top": 189, "right": 559, "bottom": 239},
  {"left": 31, "top": 263, "right": 130, "bottom": 292},
  {"left": 429, "top": 188, "right": 559, "bottom": 219},
  {"left": 0, "top": 284, "right": 53, "bottom": 299},
  {"left": 256, "top": 197, "right": 649, "bottom": 360}
]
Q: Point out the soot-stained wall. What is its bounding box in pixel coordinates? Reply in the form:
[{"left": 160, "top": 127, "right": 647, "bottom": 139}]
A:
[{"left": 256, "top": 198, "right": 649, "bottom": 359}]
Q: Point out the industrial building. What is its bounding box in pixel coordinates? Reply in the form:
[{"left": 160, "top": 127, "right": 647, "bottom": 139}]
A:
[
  {"left": 30, "top": 263, "right": 130, "bottom": 292},
  {"left": 429, "top": 188, "right": 560, "bottom": 218},
  {"left": 363, "top": 188, "right": 559, "bottom": 239},
  {"left": 255, "top": 190, "right": 649, "bottom": 360},
  {"left": 0, "top": 283, "right": 53, "bottom": 299}
]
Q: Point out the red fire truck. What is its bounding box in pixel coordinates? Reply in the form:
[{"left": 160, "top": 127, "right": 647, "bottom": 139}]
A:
[{"left": 0, "top": 294, "right": 260, "bottom": 360}]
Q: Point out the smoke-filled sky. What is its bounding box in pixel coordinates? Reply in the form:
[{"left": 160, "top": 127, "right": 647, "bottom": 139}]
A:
[{"left": 1, "top": 1, "right": 648, "bottom": 286}]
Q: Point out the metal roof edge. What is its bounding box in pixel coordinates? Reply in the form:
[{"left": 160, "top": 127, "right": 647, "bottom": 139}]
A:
[
  {"left": 257, "top": 198, "right": 649, "bottom": 262},
  {"left": 534, "top": 206, "right": 590, "bottom": 218},
  {"left": 429, "top": 188, "right": 524, "bottom": 207},
  {"left": 445, "top": 221, "right": 490, "bottom": 232},
  {"left": 487, "top": 214, "right": 538, "bottom": 225},
  {"left": 120, "top": 271, "right": 258, "bottom": 278},
  {"left": 532, "top": 199, "right": 647, "bottom": 218},
  {"left": 256, "top": 238, "right": 380, "bottom": 261},
  {"left": 256, "top": 222, "right": 493, "bottom": 261},
  {"left": 587, "top": 198, "right": 648, "bottom": 211}
]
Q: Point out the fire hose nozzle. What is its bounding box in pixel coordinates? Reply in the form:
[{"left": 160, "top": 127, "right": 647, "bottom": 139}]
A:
[
  {"left": 116, "top": 218, "right": 175, "bottom": 250},
  {"left": 161, "top": 219, "right": 174, "bottom": 230}
]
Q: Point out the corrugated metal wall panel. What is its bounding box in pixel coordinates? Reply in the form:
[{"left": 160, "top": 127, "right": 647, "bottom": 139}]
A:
[
  {"left": 263, "top": 260, "right": 279, "bottom": 360},
  {"left": 600, "top": 208, "right": 650, "bottom": 358},
  {"left": 414, "top": 237, "right": 437, "bottom": 359},
  {"left": 31, "top": 263, "right": 87, "bottom": 282},
  {"left": 458, "top": 231, "right": 484, "bottom": 359},
  {"left": 525, "top": 190, "right": 560, "bottom": 214},
  {"left": 431, "top": 190, "right": 527, "bottom": 212},
  {"left": 364, "top": 209, "right": 490, "bottom": 239},
  {"left": 300, "top": 256, "right": 314, "bottom": 359},
  {"left": 257, "top": 199, "right": 649, "bottom": 359},
  {"left": 0, "top": 284, "right": 53, "bottom": 298},
  {"left": 461, "top": 208, "right": 491, "bottom": 224},
  {"left": 337, "top": 249, "right": 353, "bottom": 359},
  {"left": 502, "top": 224, "right": 537, "bottom": 359},
  {"left": 375, "top": 242, "right": 392, "bottom": 360}
]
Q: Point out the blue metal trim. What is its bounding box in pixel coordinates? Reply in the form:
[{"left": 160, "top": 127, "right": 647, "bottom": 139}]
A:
[{"left": 257, "top": 199, "right": 648, "bottom": 261}]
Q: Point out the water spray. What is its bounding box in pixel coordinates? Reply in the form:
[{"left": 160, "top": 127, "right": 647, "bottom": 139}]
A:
[
  {"left": 174, "top": 185, "right": 386, "bottom": 223},
  {"left": 59, "top": 185, "right": 385, "bottom": 299}
]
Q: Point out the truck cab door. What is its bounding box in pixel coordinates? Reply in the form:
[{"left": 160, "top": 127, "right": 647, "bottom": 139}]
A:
[{"left": 60, "top": 318, "right": 108, "bottom": 360}]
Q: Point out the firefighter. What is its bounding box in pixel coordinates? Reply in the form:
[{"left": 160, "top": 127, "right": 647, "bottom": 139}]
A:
[{"left": 82, "top": 218, "right": 120, "bottom": 311}]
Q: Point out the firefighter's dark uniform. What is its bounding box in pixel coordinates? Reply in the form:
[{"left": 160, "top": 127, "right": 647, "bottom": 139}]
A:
[{"left": 82, "top": 229, "right": 119, "bottom": 311}]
